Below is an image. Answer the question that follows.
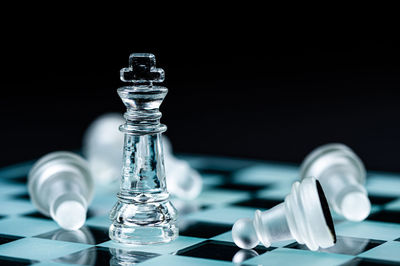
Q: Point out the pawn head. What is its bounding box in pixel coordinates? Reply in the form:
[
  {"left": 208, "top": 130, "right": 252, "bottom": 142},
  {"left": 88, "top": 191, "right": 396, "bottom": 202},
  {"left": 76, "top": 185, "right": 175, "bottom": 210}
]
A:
[{"left": 232, "top": 218, "right": 260, "bottom": 249}]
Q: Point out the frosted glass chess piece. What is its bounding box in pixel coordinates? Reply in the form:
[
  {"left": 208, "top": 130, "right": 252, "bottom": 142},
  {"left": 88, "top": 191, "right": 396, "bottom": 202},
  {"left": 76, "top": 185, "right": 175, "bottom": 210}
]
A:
[
  {"left": 83, "top": 112, "right": 202, "bottom": 199},
  {"left": 299, "top": 143, "right": 370, "bottom": 221},
  {"left": 83, "top": 113, "right": 124, "bottom": 186},
  {"left": 28, "top": 151, "right": 94, "bottom": 230},
  {"left": 232, "top": 177, "right": 336, "bottom": 251},
  {"left": 163, "top": 136, "right": 202, "bottom": 200},
  {"left": 109, "top": 53, "right": 178, "bottom": 244}
]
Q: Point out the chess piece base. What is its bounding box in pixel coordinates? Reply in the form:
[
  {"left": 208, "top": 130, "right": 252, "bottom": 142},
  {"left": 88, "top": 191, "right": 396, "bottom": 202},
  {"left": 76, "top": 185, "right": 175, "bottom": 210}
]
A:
[
  {"left": 109, "top": 197, "right": 178, "bottom": 245},
  {"left": 300, "top": 143, "right": 370, "bottom": 221}
]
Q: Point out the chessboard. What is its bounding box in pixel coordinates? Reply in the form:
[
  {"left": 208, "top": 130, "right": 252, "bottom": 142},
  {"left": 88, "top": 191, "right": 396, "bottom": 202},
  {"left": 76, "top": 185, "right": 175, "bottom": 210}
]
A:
[{"left": 0, "top": 153, "right": 399, "bottom": 265}]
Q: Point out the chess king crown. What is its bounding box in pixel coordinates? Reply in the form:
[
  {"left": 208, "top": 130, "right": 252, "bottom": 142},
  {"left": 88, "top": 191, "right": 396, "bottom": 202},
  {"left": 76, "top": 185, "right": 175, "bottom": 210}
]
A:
[{"left": 118, "top": 53, "right": 168, "bottom": 135}]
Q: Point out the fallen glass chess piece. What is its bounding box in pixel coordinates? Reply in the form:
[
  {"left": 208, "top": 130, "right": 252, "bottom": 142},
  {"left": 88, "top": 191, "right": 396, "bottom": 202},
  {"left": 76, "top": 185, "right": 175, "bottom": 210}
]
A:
[
  {"left": 28, "top": 151, "right": 94, "bottom": 230},
  {"left": 300, "top": 143, "right": 370, "bottom": 221},
  {"left": 232, "top": 176, "right": 337, "bottom": 251}
]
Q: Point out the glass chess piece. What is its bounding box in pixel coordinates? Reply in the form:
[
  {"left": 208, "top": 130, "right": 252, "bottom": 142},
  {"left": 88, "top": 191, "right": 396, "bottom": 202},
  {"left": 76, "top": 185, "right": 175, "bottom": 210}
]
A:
[
  {"left": 163, "top": 136, "right": 202, "bottom": 200},
  {"left": 83, "top": 113, "right": 124, "bottom": 186},
  {"left": 232, "top": 177, "right": 336, "bottom": 251},
  {"left": 109, "top": 53, "right": 178, "bottom": 244},
  {"left": 83, "top": 113, "right": 203, "bottom": 200},
  {"left": 28, "top": 151, "right": 94, "bottom": 230},
  {"left": 299, "top": 143, "right": 371, "bottom": 221}
]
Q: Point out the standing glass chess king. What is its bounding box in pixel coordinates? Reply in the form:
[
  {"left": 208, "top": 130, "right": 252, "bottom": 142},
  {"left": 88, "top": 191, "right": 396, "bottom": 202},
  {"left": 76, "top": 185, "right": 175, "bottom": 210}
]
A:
[{"left": 109, "top": 53, "right": 178, "bottom": 244}]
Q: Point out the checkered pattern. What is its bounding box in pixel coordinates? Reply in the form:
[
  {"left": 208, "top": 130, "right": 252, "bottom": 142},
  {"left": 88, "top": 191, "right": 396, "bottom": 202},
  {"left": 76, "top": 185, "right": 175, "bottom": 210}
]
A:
[{"left": 0, "top": 155, "right": 399, "bottom": 265}]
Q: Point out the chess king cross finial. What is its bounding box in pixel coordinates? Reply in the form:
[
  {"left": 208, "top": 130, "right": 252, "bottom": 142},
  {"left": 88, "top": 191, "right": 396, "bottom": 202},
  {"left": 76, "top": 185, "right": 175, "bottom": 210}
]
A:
[{"left": 120, "top": 53, "right": 165, "bottom": 84}]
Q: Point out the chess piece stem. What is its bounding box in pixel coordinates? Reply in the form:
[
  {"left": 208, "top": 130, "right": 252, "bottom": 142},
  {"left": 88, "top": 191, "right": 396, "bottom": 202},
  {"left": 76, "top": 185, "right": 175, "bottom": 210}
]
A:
[
  {"left": 300, "top": 143, "right": 370, "bottom": 221},
  {"left": 109, "top": 53, "right": 178, "bottom": 244}
]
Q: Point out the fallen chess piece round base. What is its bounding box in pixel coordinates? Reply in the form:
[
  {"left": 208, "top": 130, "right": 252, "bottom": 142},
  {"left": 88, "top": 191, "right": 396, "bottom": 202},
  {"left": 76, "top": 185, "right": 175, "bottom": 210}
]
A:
[{"left": 300, "top": 143, "right": 371, "bottom": 221}]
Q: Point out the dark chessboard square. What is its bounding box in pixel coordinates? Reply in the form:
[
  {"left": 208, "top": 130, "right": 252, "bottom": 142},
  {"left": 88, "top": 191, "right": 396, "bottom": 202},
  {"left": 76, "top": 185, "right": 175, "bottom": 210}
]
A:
[
  {"left": 368, "top": 210, "right": 400, "bottom": 224},
  {"left": 197, "top": 168, "right": 234, "bottom": 179},
  {"left": 216, "top": 183, "right": 269, "bottom": 192},
  {"left": 233, "top": 198, "right": 282, "bottom": 209},
  {"left": 179, "top": 221, "right": 231, "bottom": 238},
  {"left": 194, "top": 158, "right": 254, "bottom": 174},
  {"left": 53, "top": 246, "right": 159, "bottom": 265},
  {"left": 0, "top": 234, "right": 22, "bottom": 245},
  {"left": 12, "top": 193, "right": 30, "bottom": 200},
  {"left": 108, "top": 247, "right": 160, "bottom": 265},
  {"left": 53, "top": 246, "right": 109, "bottom": 265},
  {"left": 23, "top": 211, "right": 51, "bottom": 220},
  {"left": 176, "top": 240, "right": 274, "bottom": 262},
  {"left": 199, "top": 204, "right": 210, "bottom": 210},
  {"left": 0, "top": 255, "right": 38, "bottom": 266},
  {"left": 285, "top": 235, "right": 384, "bottom": 255},
  {"left": 342, "top": 257, "right": 400, "bottom": 266},
  {"left": 4, "top": 176, "right": 27, "bottom": 184},
  {"left": 369, "top": 195, "right": 398, "bottom": 206},
  {"left": 35, "top": 225, "right": 109, "bottom": 245}
]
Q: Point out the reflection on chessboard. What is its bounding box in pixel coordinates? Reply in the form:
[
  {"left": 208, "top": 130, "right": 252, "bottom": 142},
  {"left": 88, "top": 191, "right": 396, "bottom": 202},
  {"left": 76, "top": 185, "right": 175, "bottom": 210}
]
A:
[{"left": 0, "top": 155, "right": 399, "bottom": 265}]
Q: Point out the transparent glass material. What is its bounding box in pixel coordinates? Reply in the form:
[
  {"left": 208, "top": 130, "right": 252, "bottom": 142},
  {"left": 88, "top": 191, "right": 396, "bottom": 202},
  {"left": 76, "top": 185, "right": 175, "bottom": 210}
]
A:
[
  {"left": 109, "top": 53, "right": 178, "bottom": 245},
  {"left": 299, "top": 143, "right": 370, "bottom": 221},
  {"left": 83, "top": 112, "right": 203, "bottom": 200},
  {"left": 232, "top": 177, "right": 336, "bottom": 251},
  {"left": 28, "top": 151, "right": 94, "bottom": 230}
]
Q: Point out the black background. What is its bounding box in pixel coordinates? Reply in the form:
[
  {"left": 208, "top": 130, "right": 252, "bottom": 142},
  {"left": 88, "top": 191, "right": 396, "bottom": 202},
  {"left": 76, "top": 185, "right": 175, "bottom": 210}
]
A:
[{"left": 1, "top": 16, "right": 400, "bottom": 172}]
